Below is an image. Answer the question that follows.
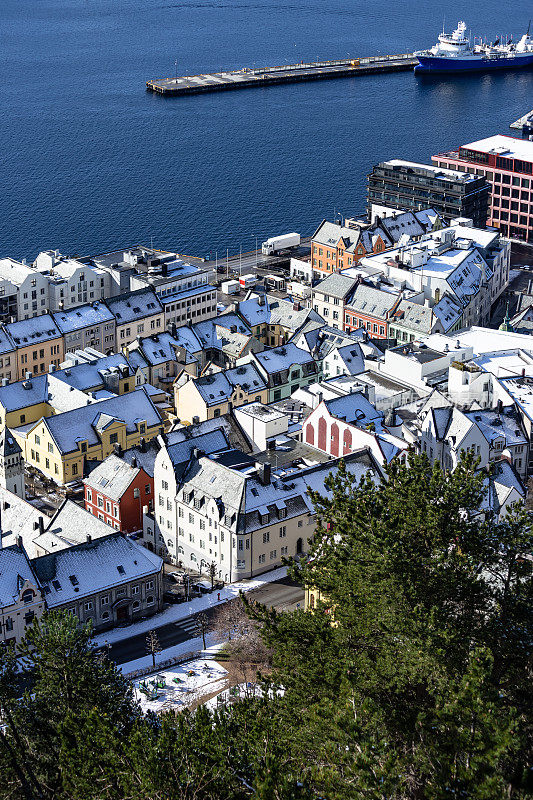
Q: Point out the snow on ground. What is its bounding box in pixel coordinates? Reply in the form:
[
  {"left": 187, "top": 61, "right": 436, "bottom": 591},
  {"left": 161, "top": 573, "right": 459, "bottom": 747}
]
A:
[
  {"left": 92, "top": 566, "right": 288, "bottom": 647},
  {"left": 133, "top": 657, "right": 228, "bottom": 714},
  {"left": 117, "top": 635, "right": 220, "bottom": 675}
]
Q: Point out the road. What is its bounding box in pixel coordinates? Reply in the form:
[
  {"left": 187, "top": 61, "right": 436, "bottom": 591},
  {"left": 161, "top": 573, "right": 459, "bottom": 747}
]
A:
[{"left": 104, "top": 576, "right": 304, "bottom": 666}]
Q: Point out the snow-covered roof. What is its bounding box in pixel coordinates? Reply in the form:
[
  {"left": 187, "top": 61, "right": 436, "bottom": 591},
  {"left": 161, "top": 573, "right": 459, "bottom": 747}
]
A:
[
  {"left": 461, "top": 134, "right": 533, "bottom": 163},
  {"left": 105, "top": 288, "right": 163, "bottom": 324},
  {"left": 83, "top": 454, "right": 140, "bottom": 499},
  {"left": 52, "top": 302, "right": 115, "bottom": 333},
  {"left": 253, "top": 343, "right": 315, "bottom": 374},
  {"left": 0, "top": 546, "right": 40, "bottom": 608},
  {"left": 33, "top": 500, "right": 113, "bottom": 553},
  {"left": 33, "top": 533, "right": 163, "bottom": 606},
  {"left": 41, "top": 387, "right": 162, "bottom": 454},
  {"left": 6, "top": 313, "right": 61, "bottom": 346}
]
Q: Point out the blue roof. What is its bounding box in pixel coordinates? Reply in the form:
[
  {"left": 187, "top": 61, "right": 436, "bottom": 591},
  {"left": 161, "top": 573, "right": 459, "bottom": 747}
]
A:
[
  {"left": 6, "top": 314, "right": 61, "bottom": 345},
  {"left": 0, "top": 327, "right": 15, "bottom": 355},
  {"left": 254, "top": 343, "right": 315, "bottom": 373},
  {"left": 105, "top": 288, "right": 163, "bottom": 324},
  {"left": 52, "top": 302, "right": 115, "bottom": 334},
  {"left": 159, "top": 284, "right": 216, "bottom": 305},
  {"left": 167, "top": 429, "right": 229, "bottom": 467},
  {"left": 324, "top": 392, "right": 382, "bottom": 426},
  {"left": 42, "top": 388, "right": 162, "bottom": 454}
]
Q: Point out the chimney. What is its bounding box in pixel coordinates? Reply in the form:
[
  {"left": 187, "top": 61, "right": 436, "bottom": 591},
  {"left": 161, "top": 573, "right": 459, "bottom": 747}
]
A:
[
  {"left": 131, "top": 456, "right": 138, "bottom": 468},
  {"left": 139, "top": 437, "right": 146, "bottom": 452},
  {"left": 16, "top": 535, "right": 23, "bottom": 549},
  {"left": 497, "top": 399, "right": 503, "bottom": 414},
  {"left": 113, "top": 442, "right": 123, "bottom": 456},
  {"left": 256, "top": 462, "right": 271, "bottom": 485},
  {"left": 38, "top": 516, "right": 45, "bottom": 536},
  {"left": 192, "top": 448, "right": 204, "bottom": 460},
  {"left": 522, "top": 368, "right": 526, "bottom": 377},
  {"left": 86, "top": 534, "right": 92, "bottom": 543},
  {"left": 26, "top": 371, "right": 32, "bottom": 380},
  {"left": 48, "top": 363, "right": 56, "bottom": 373}
]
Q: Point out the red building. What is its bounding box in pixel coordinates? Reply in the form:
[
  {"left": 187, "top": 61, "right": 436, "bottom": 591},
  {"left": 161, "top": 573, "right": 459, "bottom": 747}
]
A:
[
  {"left": 83, "top": 454, "right": 153, "bottom": 533},
  {"left": 433, "top": 134, "right": 533, "bottom": 243},
  {"left": 343, "top": 283, "right": 402, "bottom": 339}
]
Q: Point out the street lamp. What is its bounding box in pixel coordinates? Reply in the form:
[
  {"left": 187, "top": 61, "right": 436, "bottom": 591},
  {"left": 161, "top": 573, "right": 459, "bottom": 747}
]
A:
[{"left": 254, "top": 235, "right": 258, "bottom": 269}]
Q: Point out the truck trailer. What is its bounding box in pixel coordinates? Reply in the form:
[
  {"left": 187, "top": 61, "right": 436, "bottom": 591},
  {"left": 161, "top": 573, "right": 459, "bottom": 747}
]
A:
[{"left": 261, "top": 232, "right": 301, "bottom": 255}]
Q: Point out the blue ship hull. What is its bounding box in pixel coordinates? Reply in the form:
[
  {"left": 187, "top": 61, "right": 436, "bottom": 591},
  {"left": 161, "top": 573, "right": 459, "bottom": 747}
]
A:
[{"left": 415, "top": 53, "right": 533, "bottom": 73}]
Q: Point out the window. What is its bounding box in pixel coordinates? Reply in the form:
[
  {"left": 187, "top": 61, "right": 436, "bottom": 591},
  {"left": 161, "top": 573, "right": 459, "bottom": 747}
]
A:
[
  {"left": 109, "top": 433, "right": 118, "bottom": 444},
  {"left": 279, "top": 526, "right": 286, "bottom": 537},
  {"left": 146, "top": 580, "right": 154, "bottom": 590},
  {"left": 258, "top": 554, "right": 266, "bottom": 564},
  {"left": 146, "top": 595, "right": 155, "bottom": 605},
  {"left": 22, "top": 589, "right": 34, "bottom": 604},
  {"left": 48, "top": 442, "right": 54, "bottom": 453},
  {"left": 101, "top": 595, "right": 109, "bottom": 605},
  {"left": 101, "top": 611, "right": 110, "bottom": 620},
  {"left": 270, "top": 550, "right": 277, "bottom": 560},
  {"left": 263, "top": 531, "right": 270, "bottom": 544},
  {"left": 84, "top": 601, "right": 93, "bottom": 611}
]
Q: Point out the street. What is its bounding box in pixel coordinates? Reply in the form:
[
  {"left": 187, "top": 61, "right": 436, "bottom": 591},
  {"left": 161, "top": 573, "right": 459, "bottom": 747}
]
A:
[{"left": 104, "top": 576, "right": 304, "bottom": 666}]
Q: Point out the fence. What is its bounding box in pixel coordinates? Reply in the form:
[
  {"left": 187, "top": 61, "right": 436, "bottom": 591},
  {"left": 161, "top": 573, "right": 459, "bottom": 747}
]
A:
[{"left": 124, "top": 648, "right": 219, "bottom": 680}]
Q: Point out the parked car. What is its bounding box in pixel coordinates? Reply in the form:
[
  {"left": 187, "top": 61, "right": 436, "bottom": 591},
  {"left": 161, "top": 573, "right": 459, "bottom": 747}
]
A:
[{"left": 163, "top": 592, "right": 185, "bottom": 604}]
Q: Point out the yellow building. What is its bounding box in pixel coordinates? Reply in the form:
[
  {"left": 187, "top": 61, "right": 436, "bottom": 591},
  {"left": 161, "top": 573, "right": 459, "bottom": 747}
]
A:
[
  {"left": 16, "top": 387, "right": 163, "bottom": 485},
  {"left": 0, "top": 355, "right": 143, "bottom": 431},
  {"left": 174, "top": 363, "right": 268, "bottom": 423}
]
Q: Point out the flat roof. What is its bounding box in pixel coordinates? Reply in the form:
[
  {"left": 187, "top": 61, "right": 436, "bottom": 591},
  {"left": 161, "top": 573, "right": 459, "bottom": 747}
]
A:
[
  {"left": 462, "top": 134, "right": 533, "bottom": 163},
  {"left": 379, "top": 159, "right": 478, "bottom": 183}
]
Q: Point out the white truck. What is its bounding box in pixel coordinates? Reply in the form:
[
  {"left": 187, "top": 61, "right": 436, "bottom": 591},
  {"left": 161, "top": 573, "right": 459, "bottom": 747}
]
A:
[{"left": 261, "top": 232, "right": 301, "bottom": 255}]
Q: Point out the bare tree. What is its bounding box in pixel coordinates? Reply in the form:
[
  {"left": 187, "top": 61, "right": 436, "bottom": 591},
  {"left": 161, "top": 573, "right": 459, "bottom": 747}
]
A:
[
  {"left": 145, "top": 629, "right": 162, "bottom": 669},
  {"left": 195, "top": 612, "right": 209, "bottom": 650},
  {"left": 208, "top": 597, "right": 250, "bottom": 643}
]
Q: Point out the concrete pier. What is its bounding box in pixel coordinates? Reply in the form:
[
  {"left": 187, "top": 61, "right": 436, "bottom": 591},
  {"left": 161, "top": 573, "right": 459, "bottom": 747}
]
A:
[{"left": 146, "top": 54, "right": 417, "bottom": 96}]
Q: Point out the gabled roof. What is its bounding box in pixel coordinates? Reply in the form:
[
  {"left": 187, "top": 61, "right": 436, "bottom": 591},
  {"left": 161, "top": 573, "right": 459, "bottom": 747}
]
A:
[
  {"left": 0, "top": 546, "right": 40, "bottom": 607},
  {"left": 83, "top": 454, "right": 140, "bottom": 499},
  {"left": 6, "top": 314, "right": 62, "bottom": 346},
  {"left": 346, "top": 284, "right": 401, "bottom": 320},
  {"left": 105, "top": 288, "right": 163, "bottom": 324},
  {"left": 40, "top": 388, "right": 162, "bottom": 454},
  {"left": 314, "top": 273, "right": 358, "bottom": 299},
  {"left": 0, "top": 427, "right": 21, "bottom": 457},
  {"left": 32, "top": 533, "right": 163, "bottom": 606},
  {"left": 52, "top": 302, "right": 115, "bottom": 334}
]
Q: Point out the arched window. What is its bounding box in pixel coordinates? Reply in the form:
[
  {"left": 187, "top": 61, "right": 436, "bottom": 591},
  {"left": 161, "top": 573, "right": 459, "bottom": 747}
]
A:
[
  {"left": 132, "top": 601, "right": 140, "bottom": 610},
  {"left": 146, "top": 595, "right": 155, "bottom": 605},
  {"left": 309, "top": 593, "right": 315, "bottom": 608},
  {"left": 22, "top": 589, "right": 34, "bottom": 604},
  {"left": 101, "top": 611, "right": 110, "bottom": 620}
]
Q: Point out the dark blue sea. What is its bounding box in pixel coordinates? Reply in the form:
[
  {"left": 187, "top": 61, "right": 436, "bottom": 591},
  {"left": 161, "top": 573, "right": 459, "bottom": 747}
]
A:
[{"left": 2, "top": 0, "right": 533, "bottom": 260}]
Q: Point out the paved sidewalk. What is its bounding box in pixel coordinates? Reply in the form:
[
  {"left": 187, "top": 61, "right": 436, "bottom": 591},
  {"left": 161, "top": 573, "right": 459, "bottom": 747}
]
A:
[{"left": 92, "top": 566, "right": 287, "bottom": 647}]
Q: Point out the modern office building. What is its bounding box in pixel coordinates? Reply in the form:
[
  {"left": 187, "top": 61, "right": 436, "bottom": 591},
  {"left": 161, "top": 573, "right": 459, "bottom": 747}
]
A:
[
  {"left": 367, "top": 160, "right": 489, "bottom": 227},
  {"left": 433, "top": 135, "right": 533, "bottom": 243}
]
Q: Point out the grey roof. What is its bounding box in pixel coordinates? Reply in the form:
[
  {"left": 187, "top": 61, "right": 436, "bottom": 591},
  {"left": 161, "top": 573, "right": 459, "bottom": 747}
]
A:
[
  {"left": 393, "top": 300, "right": 436, "bottom": 334},
  {"left": 465, "top": 408, "right": 527, "bottom": 448},
  {"left": 52, "top": 302, "right": 115, "bottom": 334},
  {"left": 0, "top": 486, "right": 43, "bottom": 556},
  {"left": 0, "top": 546, "right": 40, "bottom": 608},
  {"left": 225, "top": 363, "right": 267, "bottom": 393},
  {"left": 42, "top": 387, "right": 162, "bottom": 454},
  {"left": 0, "top": 427, "right": 21, "bottom": 457},
  {"left": 312, "top": 220, "right": 361, "bottom": 252},
  {"left": 32, "top": 500, "right": 113, "bottom": 553},
  {"left": 32, "top": 533, "right": 162, "bottom": 606},
  {"left": 83, "top": 454, "right": 140, "bottom": 499},
  {"left": 346, "top": 284, "right": 400, "bottom": 320},
  {"left": 237, "top": 295, "right": 323, "bottom": 331},
  {"left": 105, "top": 288, "right": 163, "bottom": 324},
  {"left": 130, "top": 329, "right": 203, "bottom": 366},
  {"left": 192, "top": 314, "right": 251, "bottom": 349},
  {"left": 314, "top": 273, "right": 358, "bottom": 299},
  {"left": 6, "top": 314, "right": 61, "bottom": 346}
]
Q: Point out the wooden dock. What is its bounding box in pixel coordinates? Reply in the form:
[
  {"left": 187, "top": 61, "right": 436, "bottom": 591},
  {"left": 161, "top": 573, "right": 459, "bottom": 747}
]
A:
[{"left": 146, "top": 54, "right": 417, "bottom": 96}]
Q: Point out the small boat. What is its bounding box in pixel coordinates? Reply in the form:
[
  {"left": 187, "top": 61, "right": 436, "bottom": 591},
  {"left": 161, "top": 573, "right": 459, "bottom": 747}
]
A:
[{"left": 414, "top": 20, "right": 533, "bottom": 74}]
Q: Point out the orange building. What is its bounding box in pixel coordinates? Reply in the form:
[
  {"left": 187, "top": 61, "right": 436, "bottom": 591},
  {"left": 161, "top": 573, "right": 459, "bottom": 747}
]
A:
[
  {"left": 311, "top": 220, "right": 388, "bottom": 275},
  {"left": 5, "top": 314, "right": 64, "bottom": 380}
]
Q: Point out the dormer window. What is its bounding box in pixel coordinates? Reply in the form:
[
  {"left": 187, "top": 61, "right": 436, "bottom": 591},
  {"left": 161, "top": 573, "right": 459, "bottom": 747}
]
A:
[
  {"left": 22, "top": 589, "right": 34, "bottom": 604},
  {"left": 260, "top": 511, "right": 270, "bottom": 525}
]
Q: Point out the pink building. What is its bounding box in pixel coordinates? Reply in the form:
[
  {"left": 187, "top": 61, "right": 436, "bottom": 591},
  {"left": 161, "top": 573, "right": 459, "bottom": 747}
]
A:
[{"left": 433, "top": 134, "right": 533, "bottom": 243}]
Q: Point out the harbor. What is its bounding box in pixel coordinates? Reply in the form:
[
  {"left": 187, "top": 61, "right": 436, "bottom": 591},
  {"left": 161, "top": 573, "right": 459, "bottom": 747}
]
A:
[{"left": 146, "top": 53, "right": 417, "bottom": 96}]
